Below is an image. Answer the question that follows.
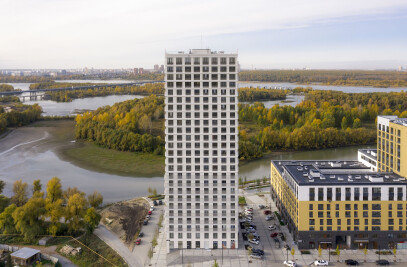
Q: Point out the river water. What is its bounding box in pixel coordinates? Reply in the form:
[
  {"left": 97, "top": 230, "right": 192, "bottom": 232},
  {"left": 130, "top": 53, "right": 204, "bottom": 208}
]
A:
[{"left": 0, "top": 80, "right": 380, "bottom": 203}]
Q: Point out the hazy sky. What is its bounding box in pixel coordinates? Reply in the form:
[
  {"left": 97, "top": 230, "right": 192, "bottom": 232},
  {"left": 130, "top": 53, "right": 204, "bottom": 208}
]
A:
[{"left": 1, "top": 0, "right": 407, "bottom": 69}]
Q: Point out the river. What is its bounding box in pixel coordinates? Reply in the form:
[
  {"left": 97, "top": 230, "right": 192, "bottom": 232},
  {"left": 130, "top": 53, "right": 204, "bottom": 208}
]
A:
[
  {"left": 0, "top": 119, "right": 373, "bottom": 203},
  {"left": 6, "top": 80, "right": 407, "bottom": 93}
]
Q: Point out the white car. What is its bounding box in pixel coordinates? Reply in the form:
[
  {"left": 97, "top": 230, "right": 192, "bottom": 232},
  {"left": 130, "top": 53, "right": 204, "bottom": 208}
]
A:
[
  {"left": 283, "top": 260, "right": 297, "bottom": 267},
  {"left": 265, "top": 215, "right": 273, "bottom": 221},
  {"left": 150, "top": 206, "right": 155, "bottom": 211},
  {"left": 268, "top": 225, "right": 276, "bottom": 230},
  {"left": 248, "top": 239, "right": 260, "bottom": 245},
  {"left": 250, "top": 254, "right": 263, "bottom": 259},
  {"left": 314, "top": 260, "right": 329, "bottom": 266}
]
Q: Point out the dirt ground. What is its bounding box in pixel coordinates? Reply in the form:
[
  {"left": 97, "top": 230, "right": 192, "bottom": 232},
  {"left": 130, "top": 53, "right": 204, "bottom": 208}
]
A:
[{"left": 100, "top": 198, "right": 149, "bottom": 248}]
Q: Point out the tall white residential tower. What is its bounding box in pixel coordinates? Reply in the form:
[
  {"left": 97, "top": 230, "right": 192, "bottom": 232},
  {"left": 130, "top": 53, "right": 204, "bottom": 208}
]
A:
[{"left": 164, "top": 49, "right": 239, "bottom": 250}]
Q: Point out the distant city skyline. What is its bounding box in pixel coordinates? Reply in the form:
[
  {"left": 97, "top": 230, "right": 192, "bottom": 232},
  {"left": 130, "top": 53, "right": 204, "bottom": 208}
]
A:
[{"left": 1, "top": 0, "right": 407, "bottom": 69}]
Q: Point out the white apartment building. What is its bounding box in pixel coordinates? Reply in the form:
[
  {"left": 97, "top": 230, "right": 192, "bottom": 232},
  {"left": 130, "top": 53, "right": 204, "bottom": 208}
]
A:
[{"left": 164, "top": 49, "right": 239, "bottom": 250}]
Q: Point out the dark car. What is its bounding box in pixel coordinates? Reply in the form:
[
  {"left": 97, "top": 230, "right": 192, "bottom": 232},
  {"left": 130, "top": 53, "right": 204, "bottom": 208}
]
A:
[
  {"left": 271, "top": 232, "right": 278, "bottom": 238},
  {"left": 244, "top": 244, "right": 252, "bottom": 250},
  {"left": 143, "top": 220, "right": 148, "bottom": 225},
  {"left": 376, "top": 260, "right": 390, "bottom": 266},
  {"left": 249, "top": 224, "right": 257, "bottom": 229},
  {"left": 252, "top": 249, "right": 264, "bottom": 255},
  {"left": 263, "top": 210, "right": 271, "bottom": 215},
  {"left": 153, "top": 200, "right": 158, "bottom": 206},
  {"left": 345, "top": 259, "right": 359, "bottom": 266},
  {"left": 138, "top": 232, "right": 144, "bottom": 237},
  {"left": 158, "top": 200, "right": 163, "bottom": 205}
]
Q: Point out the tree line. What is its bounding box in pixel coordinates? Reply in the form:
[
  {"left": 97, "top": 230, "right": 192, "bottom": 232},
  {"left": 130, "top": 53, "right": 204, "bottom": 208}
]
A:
[
  {"left": 75, "top": 95, "right": 165, "bottom": 154},
  {"left": 238, "top": 87, "right": 287, "bottom": 101},
  {"left": 238, "top": 70, "right": 407, "bottom": 88},
  {"left": 0, "top": 103, "right": 42, "bottom": 134},
  {"left": 0, "top": 178, "right": 102, "bottom": 242},
  {"left": 0, "top": 75, "right": 53, "bottom": 83},
  {"left": 36, "top": 83, "right": 164, "bottom": 102},
  {"left": 0, "top": 84, "right": 15, "bottom": 92}
]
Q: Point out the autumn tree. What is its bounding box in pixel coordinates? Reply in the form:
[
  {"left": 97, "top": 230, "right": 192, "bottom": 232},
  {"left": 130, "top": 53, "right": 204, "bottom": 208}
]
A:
[
  {"left": 66, "top": 193, "right": 88, "bottom": 233},
  {"left": 11, "top": 180, "right": 28, "bottom": 207},
  {"left": 12, "top": 197, "right": 46, "bottom": 242},
  {"left": 0, "top": 204, "right": 17, "bottom": 234},
  {"left": 46, "top": 177, "right": 63, "bottom": 203},
  {"left": 84, "top": 207, "right": 101, "bottom": 234},
  {"left": 88, "top": 191, "right": 103, "bottom": 209}
]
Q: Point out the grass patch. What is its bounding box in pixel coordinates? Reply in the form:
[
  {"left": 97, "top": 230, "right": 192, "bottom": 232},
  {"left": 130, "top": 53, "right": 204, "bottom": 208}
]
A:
[
  {"left": 57, "top": 234, "right": 127, "bottom": 267},
  {"left": 61, "top": 142, "right": 164, "bottom": 177},
  {"left": 238, "top": 196, "right": 247, "bottom": 205},
  {"left": 376, "top": 250, "right": 392, "bottom": 255}
]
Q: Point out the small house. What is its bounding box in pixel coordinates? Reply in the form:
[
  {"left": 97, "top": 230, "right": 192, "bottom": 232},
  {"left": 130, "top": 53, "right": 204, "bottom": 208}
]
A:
[{"left": 11, "top": 247, "right": 41, "bottom": 266}]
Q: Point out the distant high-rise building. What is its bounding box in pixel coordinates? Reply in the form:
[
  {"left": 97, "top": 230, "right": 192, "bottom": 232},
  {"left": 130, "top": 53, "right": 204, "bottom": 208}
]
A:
[
  {"left": 139, "top": 68, "right": 144, "bottom": 74},
  {"left": 154, "top": 64, "right": 159, "bottom": 71},
  {"left": 164, "top": 49, "right": 239, "bottom": 251},
  {"left": 134, "top": 68, "right": 139, "bottom": 75},
  {"left": 398, "top": 66, "right": 404, "bottom": 72}
]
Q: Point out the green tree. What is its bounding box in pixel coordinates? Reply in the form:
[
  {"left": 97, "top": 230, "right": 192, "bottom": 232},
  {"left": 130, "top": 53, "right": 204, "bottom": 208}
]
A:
[
  {"left": 212, "top": 259, "right": 219, "bottom": 267},
  {"left": 46, "top": 177, "right": 62, "bottom": 203},
  {"left": 84, "top": 207, "right": 101, "bottom": 234},
  {"left": 341, "top": 117, "right": 348, "bottom": 130},
  {"left": 6, "top": 253, "right": 12, "bottom": 267},
  {"left": 32, "top": 179, "right": 42, "bottom": 194},
  {"left": 0, "top": 195, "right": 10, "bottom": 213},
  {"left": 0, "top": 204, "right": 17, "bottom": 234},
  {"left": 0, "top": 180, "right": 5, "bottom": 194},
  {"left": 88, "top": 191, "right": 103, "bottom": 208},
  {"left": 11, "top": 180, "right": 28, "bottom": 207},
  {"left": 46, "top": 198, "right": 64, "bottom": 236},
  {"left": 353, "top": 118, "right": 361, "bottom": 128},
  {"left": 12, "top": 197, "right": 46, "bottom": 242},
  {"left": 66, "top": 193, "right": 88, "bottom": 233}
]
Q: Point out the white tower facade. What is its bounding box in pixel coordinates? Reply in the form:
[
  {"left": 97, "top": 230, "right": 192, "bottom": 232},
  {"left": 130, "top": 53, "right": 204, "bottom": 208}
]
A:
[{"left": 164, "top": 49, "right": 239, "bottom": 250}]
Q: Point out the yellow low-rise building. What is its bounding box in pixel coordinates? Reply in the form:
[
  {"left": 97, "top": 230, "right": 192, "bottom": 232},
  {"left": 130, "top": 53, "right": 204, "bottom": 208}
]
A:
[{"left": 271, "top": 160, "right": 407, "bottom": 250}]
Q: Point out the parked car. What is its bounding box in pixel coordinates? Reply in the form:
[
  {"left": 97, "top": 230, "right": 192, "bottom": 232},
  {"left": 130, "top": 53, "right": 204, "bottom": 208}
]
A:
[
  {"left": 136, "top": 238, "right": 141, "bottom": 245},
  {"left": 284, "top": 260, "right": 297, "bottom": 267},
  {"left": 143, "top": 220, "right": 148, "bottom": 225},
  {"left": 249, "top": 224, "right": 257, "bottom": 229},
  {"left": 273, "top": 238, "right": 279, "bottom": 243},
  {"left": 248, "top": 239, "right": 260, "bottom": 245},
  {"left": 376, "top": 260, "right": 390, "bottom": 266},
  {"left": 158, "top": 200, "right": 163, "bottom": 205},
  {"left": 148, "top": 210, "right": 152, "bottom": 215},
  {"left": 244, "top": 244, "right": 252, "bottom": 250},
  {"left": 146, "top": 215, "right": 151, "bottom": 219},
  {"left": 263, "top": 210, "right": 271, "bottom": 215},
  {"left": 265, "top": 216, "right": 273, "bottom": 221},
  {"left": 252, "top": 249, "right": 264, "bottom": 255},
  {"left": 314, "top": 260, "right": 329, "bottom": 266},
  {"left": 268, "top": 225, "right": 276, "bottom": 230},
  {"left": 150, "top": 206, "right": 155, "bottom": 210},
  {"left": 345, "top": 259, "right": 359, "bottom": 266},
  {"left": 245, "top": 207, "right": 253, "bottom": 212},
  {"left": 138, "top": 232, "right": 144, "bottom": 237},
  {"left": 258, "top": 205, "right": 265, "bottom": 209},
  {"left": 245, "top": 217, "right": 253, "bottom": 222},
  {"left": 153, "top": 200, "right": 158, "bottom": 206},
  {"left": 246, "top": 228, "right": 257, "bottom": 233},
  {"left": 270, "top": 232, "right": 278, "bottom": 238}
]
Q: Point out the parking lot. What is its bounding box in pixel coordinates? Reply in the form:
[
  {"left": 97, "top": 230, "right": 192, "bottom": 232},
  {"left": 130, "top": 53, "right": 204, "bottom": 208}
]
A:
[{"left": 239, "top": 191, "right": 407, "bottom": 266}]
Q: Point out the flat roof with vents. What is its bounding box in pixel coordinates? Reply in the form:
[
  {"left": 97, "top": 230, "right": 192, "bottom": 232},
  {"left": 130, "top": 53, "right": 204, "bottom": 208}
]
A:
[{"left": 273, "top": 160, "right": 405, "bottom": 186}]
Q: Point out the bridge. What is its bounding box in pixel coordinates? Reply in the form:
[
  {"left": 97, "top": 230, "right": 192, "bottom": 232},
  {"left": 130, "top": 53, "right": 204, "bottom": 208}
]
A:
[{"left": 0, "top": 81, "right": 164, "bottom": 101}]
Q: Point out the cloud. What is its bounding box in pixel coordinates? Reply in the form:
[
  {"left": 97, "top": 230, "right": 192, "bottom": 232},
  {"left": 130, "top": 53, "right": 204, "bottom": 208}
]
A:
[{"left": 0, "top": 0, "right": 406, "bottom": 68}]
